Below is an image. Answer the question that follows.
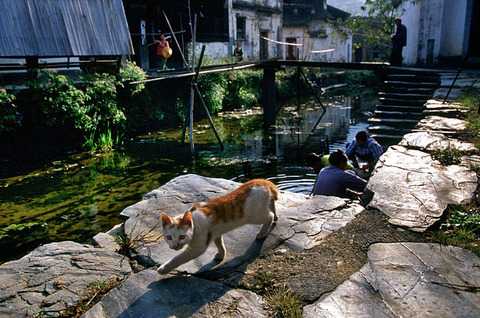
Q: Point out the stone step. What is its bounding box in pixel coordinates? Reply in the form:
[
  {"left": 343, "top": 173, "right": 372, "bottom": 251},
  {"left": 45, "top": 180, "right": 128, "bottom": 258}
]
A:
[
  {"left": 376, "top": 104, "right": 425, "bottom": 112},
  {"left": 370, "top": 133, "right": 405, "bottom": 142},
  {"left": 368, "top": 117, "right": 419, "bottom": 128},
  {"left": 386, "top": 74, "right": 439, "bottom": 82},
  {"left": 382, "top": 87, "right": 435, "bottom": 94},
  {"left": 379, "top": 97, "right": 427, "bottom": 106},
  {"left": 368, "top": 124, "right": 412, "bottom": 135},
  {"left": 378, "top": 92, "right": 432, "bottom": 100},
  {"left": 373, "top": 110, "right": 424, "bottom": 119},
  {"left": 386, "top": 66, "right": 443, "bottom": 76},
  {"left": 384, "top": 80, "right": 438, "bottom": 88}
]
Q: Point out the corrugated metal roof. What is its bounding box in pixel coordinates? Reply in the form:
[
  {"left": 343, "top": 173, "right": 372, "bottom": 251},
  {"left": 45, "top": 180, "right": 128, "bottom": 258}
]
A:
[{"left": 0, "top": 0, "right": 134, "bottom": 57}]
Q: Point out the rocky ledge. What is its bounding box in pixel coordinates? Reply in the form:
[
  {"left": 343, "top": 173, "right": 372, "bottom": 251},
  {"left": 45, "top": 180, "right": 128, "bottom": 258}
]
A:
[
  {"left": 83, "top": 270, "right": 268, "bottom": 318},
  {"left": 304, "top": 243, "right": 480, "bottom": 318},
  {"left": 367, "top": 145, "right": 477, "bottom": 231},
  {"left": 120, "top": 174, "right": 364, "bottom": 275},
  {"left": 399, "top": 131, "right": 477, "bottom": 153},
  {"left": 0, "top": 241, "right": 131, "bottom": 317}
]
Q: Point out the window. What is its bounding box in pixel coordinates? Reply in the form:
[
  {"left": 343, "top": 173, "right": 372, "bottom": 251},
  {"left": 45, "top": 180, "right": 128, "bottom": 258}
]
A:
[{"left": 236, "top": 16, "right": 246, "bottom": 40}]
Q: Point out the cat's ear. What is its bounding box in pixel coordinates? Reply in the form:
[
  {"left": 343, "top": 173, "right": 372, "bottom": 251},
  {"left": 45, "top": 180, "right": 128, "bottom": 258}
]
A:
[
  {"left": 161, "top": 213, "right": 172, "bottom": 227},
  {"left": 180, "top": 211, "right": 193, "bottom": 227}
]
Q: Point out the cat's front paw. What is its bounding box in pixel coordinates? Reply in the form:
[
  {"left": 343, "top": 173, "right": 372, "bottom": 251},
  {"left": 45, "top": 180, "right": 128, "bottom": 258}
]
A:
[{"left": 157, "top": 264, "right": 170, "bottom": 274}]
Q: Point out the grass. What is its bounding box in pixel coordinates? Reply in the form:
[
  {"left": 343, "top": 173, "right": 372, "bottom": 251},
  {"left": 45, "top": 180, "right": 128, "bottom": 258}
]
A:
[
  {"left": 430, "top": 204, "right": 480, "bottom": 256},
  {"left": 265, "top": 285, "right": 303, "bottom": 318},
  {"left": 54, "top": 277, "right": 121, "bottom": 318},
  {"left": 240, "top": 271, "right": 303, "bottom": 318},
  {"left": 458, "top": 88, "right": 480, "bottom": 148}
]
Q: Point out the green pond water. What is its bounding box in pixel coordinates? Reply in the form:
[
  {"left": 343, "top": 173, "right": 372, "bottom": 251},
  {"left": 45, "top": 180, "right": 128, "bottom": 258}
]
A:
[{"left": 0, "top": 91, "right": 377, "bottom": 263}]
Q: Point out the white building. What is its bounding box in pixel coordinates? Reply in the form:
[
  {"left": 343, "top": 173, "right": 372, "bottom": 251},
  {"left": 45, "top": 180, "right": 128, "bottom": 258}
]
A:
[
  {"left": 399, "top": 0, "right": 480, "bottom": 65},
  {"left": 282, "top": 0, "right": 353, "bottom": 62},
  {"left": 195, "top": 0, "right": 283, "bottom": 61}
]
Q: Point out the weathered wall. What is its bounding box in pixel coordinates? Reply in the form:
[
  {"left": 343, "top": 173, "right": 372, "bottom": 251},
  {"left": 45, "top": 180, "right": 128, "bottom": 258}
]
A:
[
  {"left": 194, "top": 42, "right": 231, "bottom": 62},
  {"left": 283, "top": 21, "right": 352, "bottom": 62},
  {"left": 398, "top": 1, "right": 421, "bottom": 65},
  {"left": 440, "top": 0, "right": 469, "bottom": 58},
  {"left": 400, "top": 0, "right": 470, "bottom": 65},
  {"left": 232, "top": 10, "right": 282, "bottom": 60}
]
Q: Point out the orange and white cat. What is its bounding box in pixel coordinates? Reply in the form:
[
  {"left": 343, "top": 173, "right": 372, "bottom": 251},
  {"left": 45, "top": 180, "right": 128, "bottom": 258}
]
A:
[{"left": 157, "top": 179, "right": 278, "bottom": 274}]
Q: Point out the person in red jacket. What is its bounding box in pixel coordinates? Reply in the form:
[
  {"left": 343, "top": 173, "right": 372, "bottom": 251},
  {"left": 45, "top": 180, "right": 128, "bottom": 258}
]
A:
[{"left": 153, "top": 34, "right": 172, "bottom": 70}]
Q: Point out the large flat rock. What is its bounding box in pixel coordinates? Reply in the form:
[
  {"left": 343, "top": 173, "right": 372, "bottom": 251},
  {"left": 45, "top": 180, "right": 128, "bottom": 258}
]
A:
[
  {"left": 423, "top": 99, "right": 468, "bottom": 117},
  {"left": 399, "top": 131, "right": 477, "bottom": 153},
  {"left": 416, "top": 115, "right": 467, "bottom": 134},
  {"left": 304, "top": 243, "right": 480, "bottom": 318},
  {"left": 0, "top": 241, "right": 132, "bottom": 317},
  {"left": 82, "top": 269, "right": 268, "bottom": 318},
  {"left": 121, "top": 174, "right": 363, "bottom": 275},
  {"left": 367, "top": 146, "right": 477, "bottom": 231}
]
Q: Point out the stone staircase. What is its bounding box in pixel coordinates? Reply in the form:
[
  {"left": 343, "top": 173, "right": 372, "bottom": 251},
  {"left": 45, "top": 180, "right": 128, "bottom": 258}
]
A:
[{"left": 368, "top": 68, "right": 440, "bottom": 143}]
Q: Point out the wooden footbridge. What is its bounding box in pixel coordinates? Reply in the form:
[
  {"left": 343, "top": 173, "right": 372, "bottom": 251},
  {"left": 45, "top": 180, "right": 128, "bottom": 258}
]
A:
[{"left": 131, "top": 59, "right": 446, "bottom": 154}]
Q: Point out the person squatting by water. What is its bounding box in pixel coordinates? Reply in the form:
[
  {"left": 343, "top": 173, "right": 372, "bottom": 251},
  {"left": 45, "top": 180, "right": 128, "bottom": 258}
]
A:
[
  {"left": 390, "top": 17, "right": 407, "bottom": 66},
  {"left": 311, "top": 150, "right": 368, "bottom": 201},
  {"left": 345, "top": 131, "right": 384, "bottom": 174}
]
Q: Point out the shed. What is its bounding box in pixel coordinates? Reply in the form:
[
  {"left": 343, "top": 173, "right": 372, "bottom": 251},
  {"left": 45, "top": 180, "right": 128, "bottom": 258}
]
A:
[{"left": 0, "top": 0, "right": 134, "bottom": 58}]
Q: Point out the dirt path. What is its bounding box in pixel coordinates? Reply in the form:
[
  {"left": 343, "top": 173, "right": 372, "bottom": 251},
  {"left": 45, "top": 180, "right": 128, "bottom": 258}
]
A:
[{"left": 225, "top": 209, "right": 426, "bottom": 303}]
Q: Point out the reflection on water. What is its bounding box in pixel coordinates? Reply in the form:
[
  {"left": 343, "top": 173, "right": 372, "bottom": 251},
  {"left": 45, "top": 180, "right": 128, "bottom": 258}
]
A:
[{"left": 0, "top": 91, "right": 376, "bottom": 262}]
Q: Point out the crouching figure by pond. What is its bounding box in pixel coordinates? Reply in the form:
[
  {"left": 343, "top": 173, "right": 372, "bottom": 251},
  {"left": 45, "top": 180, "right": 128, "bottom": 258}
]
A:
[{"left": 157, "top": 179, "right": 278, "bottom": 274}]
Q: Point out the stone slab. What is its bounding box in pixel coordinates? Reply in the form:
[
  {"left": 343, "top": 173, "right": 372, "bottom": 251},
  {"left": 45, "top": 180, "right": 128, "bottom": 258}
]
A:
[
  {"left": 82, "top": 269, "right": 268, "bottom": 318},
  {"left": 93, "top": 232, "right": 121, "bottom": 253},
  {"left": 0, "top": 241, "right": 132, "bottom": 317},
  {"left": 303, "top": 243, "right": 480, "bottom": 318},
  {"left": 303, "top": 264, "right": 395, "bottom": 318},
  {"left": 423, "top": 99, "right": 468, "bottom": 117},
  {"left": 399, "top": 131, "right": 477, "bottom": 153},
  {"left": 367, "top": 146, "right": 477, "bottom": 231},
  {"left": 416, "top": 116, "right": 467, "bottom": 134},
  {"left": 120, "top": 174, "right": 363, "bottom": 275}
]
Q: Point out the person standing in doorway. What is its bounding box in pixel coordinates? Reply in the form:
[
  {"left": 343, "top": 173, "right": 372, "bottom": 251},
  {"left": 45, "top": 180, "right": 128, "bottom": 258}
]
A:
[
  {"left": 390, "top": 18, "right": 407, "bottom": 66},
  {"left": 233, "top": 41, "right": 244, "bottom": 62}
]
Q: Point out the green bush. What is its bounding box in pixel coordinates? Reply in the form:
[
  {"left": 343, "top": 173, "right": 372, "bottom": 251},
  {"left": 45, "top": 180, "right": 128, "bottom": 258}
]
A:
[
  {"left": 83, "top": 73, "right": 126, "bottom": 147},
  {"left": 0, "top": 89, "right": 20, "bottom": 133},
  {"left": 27, "top": 70, "right": 131, "bottom": 152},
  {"left": 30, "top": 72, "right": 90, "bottom": 132},
  {"left": 118, "top": 61, "right": 146, "bottom": 95}
]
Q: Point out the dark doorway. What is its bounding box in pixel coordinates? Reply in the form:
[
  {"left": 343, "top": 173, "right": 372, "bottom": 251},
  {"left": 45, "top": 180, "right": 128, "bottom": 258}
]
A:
[
  {"left": 468, "top": 0, "right": 480, "bottom": 57},
  {"left": 286, "top": 37, "right": 298, "bottom": 60},
  {"left": 260, "top": 31, "right": 269, "bottom": 60}
]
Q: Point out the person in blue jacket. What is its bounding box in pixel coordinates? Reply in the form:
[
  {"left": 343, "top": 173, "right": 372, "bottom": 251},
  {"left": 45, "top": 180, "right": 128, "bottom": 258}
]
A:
[
  {"left": 345, "top": 131, "right": 384, "bottom": 173},
  {"left": 312, "top": 150, "right": 367, "bottom": 199}
]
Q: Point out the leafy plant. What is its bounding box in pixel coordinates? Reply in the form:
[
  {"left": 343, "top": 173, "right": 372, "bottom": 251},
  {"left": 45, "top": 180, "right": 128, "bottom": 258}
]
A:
[
  {"left": 30, "top": 71, "right": 90, "bottom": 131},
  {"left": 0, "top": 88, "right": 21, "bottom": 133},
  {"left": 431, "top": 204, "right": 480, "bottom": 256},
  {"left": 432, "top": 148, "right": 463, "bottom": 165},
  {"left": 118, "top": 61, "right": 147, "bottom": 96}
]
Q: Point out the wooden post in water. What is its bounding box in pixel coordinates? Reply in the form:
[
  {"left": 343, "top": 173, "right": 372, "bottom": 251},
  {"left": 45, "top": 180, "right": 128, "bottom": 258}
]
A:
[
  {"left": 262, "top": 67, "right": 278, "bottom": 128},
  {"left": 188, "top": 14, "right": 197, "bottom": 155}
]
